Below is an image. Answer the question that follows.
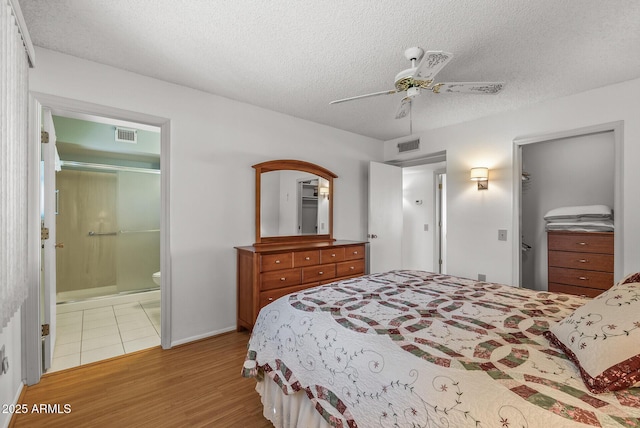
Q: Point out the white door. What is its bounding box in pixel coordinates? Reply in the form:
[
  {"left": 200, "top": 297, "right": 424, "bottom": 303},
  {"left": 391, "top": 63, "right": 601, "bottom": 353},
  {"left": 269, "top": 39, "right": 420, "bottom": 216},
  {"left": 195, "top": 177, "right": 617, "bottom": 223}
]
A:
[
  {"left": 41, "top": 108, "right": 58, "bottom": 371},
  {"left": 368, "top": 161, "right": 403, "bottom": 273}
]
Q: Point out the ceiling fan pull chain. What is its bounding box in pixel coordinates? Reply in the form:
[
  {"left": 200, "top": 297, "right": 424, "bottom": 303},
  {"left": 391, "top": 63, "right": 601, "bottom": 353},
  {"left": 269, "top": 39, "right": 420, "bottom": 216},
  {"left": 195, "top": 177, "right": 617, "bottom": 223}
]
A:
[{"left": 409, "top": 100, "right": 413, "bottom": 135}]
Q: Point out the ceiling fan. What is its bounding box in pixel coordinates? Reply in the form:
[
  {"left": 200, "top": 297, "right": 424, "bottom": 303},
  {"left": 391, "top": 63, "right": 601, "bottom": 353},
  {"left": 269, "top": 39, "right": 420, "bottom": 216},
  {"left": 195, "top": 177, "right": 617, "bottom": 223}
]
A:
[{"left": 330, "top": 47, "right": 504, "bottom": 120}]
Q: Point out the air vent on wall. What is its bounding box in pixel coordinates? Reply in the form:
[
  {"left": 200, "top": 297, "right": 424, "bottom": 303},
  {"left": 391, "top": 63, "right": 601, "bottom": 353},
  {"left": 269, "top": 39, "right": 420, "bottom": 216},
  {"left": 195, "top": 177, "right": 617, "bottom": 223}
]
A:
[
  {"left": 115, "top": 127, "right": 137, "bottom": 144},
  {"left": 397, "top": 138, "right": 420, "bottom": 153}
]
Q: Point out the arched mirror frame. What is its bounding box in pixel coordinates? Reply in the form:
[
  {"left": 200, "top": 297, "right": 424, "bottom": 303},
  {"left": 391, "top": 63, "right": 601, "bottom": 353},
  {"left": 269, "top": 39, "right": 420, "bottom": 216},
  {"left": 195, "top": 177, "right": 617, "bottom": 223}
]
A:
[{"left": 253, "top": 159, "right": 337, "bottom": 246}]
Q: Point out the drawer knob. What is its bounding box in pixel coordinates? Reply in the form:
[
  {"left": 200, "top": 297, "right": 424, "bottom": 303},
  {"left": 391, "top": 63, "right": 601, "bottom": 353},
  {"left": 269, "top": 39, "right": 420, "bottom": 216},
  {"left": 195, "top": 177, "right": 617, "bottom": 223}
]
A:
[
  {"left": 578, "top": 259, "right": 588, "bottom": 263},
  {"left": 280, "top": 277, "right": 286, "bottom": 281},
  {"left": 353, "top": 251, "right": 358, "bottom": 255},
  {"left": 275, "top": 260, "right": 281, "bottom": 264},
  {"left": 350, "top": 266, "right": 355, "bottom": 270},
  {"left": 331, "top": 254, "right": 336, "bottom": 257},
  {"left": 305, "top": 257, "right": 310, "bottom": 260},
  {"left": 318, "top": 271, "right": 324, "bottom": 275},
  {"left": 577, "top": 242, "right": 587, "bottom": 246},
  {"left": 268, "top": 297, "right": 274, "bottom": 301},
  {"left": 578, "top": 276, "right": 588, "bottom": 281}
]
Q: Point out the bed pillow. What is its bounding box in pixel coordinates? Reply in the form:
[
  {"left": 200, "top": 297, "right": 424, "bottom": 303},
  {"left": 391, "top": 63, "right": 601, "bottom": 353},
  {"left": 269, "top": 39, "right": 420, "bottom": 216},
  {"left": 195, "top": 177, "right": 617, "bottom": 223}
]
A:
[
  {"left": 544, "top": 204, "right": 612, "bottom": 222},
  {"left": 616, "top": 272, "right": 640, "bottom": 286},
  {"left": 544, "top": 276, "right": 640, "bottom": 393}
]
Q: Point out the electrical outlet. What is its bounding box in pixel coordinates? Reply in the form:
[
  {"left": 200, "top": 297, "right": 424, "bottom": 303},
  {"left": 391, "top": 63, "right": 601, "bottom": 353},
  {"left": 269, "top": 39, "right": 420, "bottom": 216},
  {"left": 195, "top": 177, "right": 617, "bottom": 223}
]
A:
[
  {"left": 424, "top": 224, "right": 428, "bottom": 232},
  {"left": 498, "top": 229, "right": 508, "bottom": 241},
  {"left": 478, "top": 274, "right": 486, "bottom": 281}
]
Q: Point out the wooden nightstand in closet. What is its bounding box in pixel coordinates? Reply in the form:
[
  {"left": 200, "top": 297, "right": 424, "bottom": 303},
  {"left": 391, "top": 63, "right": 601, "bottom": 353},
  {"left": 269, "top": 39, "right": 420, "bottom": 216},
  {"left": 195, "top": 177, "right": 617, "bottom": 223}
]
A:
[{"left": 547, "top": 231, "right": 614, "bottom": 297}]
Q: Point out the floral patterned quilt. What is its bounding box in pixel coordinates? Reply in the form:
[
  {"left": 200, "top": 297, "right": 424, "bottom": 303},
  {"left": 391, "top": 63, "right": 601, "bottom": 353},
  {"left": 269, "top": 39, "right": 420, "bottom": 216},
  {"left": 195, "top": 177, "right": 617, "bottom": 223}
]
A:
[{"left": 243, "top": 270, "right": 640, "bottom": 427}]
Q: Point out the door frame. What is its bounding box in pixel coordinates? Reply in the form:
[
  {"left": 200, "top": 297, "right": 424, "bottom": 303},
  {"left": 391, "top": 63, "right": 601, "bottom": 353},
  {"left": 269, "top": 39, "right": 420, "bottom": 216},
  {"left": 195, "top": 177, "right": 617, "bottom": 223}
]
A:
[
  {"left": 370, "top": 152, "right": 447, "bottom": 273},
  {"left": 434, "top": 169, "right": 446, "bottom": 274},
  {"left": 511, "top": 121, "right": 624, "bottom": 288},
  {"left": 23, "top": 92, "right": 172, "bottom": 385}
]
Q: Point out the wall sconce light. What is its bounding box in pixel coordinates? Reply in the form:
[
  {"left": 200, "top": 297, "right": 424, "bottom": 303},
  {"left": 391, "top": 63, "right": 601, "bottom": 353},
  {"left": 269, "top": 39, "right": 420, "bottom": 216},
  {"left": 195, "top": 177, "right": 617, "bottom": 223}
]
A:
[
  {"left": 319, "top": 186, "right": 330, "bottom": 198},
  {"left": 470, "top": 167, "right": 489, "bottom": 190}
]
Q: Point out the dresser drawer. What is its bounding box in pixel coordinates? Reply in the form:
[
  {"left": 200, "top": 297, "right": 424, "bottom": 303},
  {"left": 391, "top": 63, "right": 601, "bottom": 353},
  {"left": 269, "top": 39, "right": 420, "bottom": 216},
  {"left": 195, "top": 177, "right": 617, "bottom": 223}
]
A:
[
  {"left": 320, "top": 247, "right": 345, "bottom": 263},
  {"left": 548, "top": 267, "right": 613, "bottom": 290},
  {"left": 261, "top": 252, "right": 293, "bottom": 272},
  {"left": 293, "top": 250, "right": 320, "bottom": 267},
  {"left": 336, "top": 259, "right": 365, "bottom": 277},
  {"left": 548, "top": 232, "right": 613, "bottom": 254},
  {"left": 548, "top": 283, "right": 604, "bottom": 298},
  {"left": 548, "top": 250, "right": 614, "bottom": 272},
  {"left": 302, "top": 264, "right": 336, "bottom": 283},
  {"left": 261, "top": 268, "right": 301, "bottom": 290},
  {"left": 344, "top": 245, "right": 365, "bottom": 260},
  {"left": 259, "top": 283, "right": 316, "bottom": 308}
]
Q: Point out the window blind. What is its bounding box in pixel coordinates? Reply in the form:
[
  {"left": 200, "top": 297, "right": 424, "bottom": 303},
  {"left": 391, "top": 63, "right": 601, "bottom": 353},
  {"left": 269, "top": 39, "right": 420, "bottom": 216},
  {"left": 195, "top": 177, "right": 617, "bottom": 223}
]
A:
[{"left": 1, "top": 0, "right": 33, "bottom": 333}]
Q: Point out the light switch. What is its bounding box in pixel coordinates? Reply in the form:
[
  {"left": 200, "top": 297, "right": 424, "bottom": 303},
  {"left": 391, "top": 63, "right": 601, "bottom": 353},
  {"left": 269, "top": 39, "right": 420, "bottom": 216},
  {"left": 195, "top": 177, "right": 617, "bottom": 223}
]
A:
[{"left": 498, "top": 229, "right": 507, "bottom": 241}]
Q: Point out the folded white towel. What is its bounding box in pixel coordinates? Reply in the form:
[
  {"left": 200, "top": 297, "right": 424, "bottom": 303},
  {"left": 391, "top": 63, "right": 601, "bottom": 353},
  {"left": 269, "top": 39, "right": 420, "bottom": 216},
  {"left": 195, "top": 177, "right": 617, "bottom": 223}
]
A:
[
  {"left": 544, "top": 204, "right": 612, "bottom": 221},
  {"left": 545, "top": 219, "right": 614, "bottom": 232}
]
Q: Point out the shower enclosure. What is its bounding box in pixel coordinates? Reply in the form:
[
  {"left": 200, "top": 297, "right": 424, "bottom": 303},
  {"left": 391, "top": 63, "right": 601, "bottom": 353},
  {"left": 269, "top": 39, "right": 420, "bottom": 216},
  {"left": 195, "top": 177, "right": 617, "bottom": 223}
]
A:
[{"left": 55, "top": 162, "right": 160, "bottom": 302}]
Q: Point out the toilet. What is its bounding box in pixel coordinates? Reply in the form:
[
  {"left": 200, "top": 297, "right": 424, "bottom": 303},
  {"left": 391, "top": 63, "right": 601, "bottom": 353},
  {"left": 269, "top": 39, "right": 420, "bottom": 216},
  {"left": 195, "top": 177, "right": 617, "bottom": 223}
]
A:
[{"left": 152, "top": 271, "right": 161, "bottom": 286}]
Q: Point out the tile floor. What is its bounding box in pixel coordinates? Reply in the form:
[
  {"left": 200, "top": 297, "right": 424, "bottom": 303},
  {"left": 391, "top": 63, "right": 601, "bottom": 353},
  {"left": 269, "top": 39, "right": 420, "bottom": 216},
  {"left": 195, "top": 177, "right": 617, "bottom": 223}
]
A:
[{"left": 50, "top": 298, "right": 161, "bottom": 373}]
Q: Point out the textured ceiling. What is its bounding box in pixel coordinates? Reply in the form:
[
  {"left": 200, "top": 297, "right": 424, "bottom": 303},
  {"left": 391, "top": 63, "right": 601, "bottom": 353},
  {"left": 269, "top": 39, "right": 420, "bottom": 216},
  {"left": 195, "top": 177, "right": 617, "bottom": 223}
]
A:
[{"left": 20, "top": 0, "right": 640, "bottom": 141}]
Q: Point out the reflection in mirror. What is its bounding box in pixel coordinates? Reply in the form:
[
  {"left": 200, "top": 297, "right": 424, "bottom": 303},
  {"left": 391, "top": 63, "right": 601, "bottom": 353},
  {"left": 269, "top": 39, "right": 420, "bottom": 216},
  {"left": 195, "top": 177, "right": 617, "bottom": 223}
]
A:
[
  {"left": 253, "top": 159, "right": 337, "bottom": 245},
  {"left": 260, "top": 171, "right": 330, "bottom": 237}
]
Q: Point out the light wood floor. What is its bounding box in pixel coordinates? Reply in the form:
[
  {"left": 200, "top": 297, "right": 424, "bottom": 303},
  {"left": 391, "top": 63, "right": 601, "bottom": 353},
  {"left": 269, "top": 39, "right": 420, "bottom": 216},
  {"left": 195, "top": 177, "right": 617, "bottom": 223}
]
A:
[{"left": 10, "top": 331, "right": 273, "bottom": 428}]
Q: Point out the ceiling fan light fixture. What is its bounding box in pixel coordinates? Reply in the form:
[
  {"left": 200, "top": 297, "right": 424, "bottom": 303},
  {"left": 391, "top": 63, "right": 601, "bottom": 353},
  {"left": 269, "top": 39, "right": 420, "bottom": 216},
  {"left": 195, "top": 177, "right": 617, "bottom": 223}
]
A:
[
  {"left": 329, "top": 46, "right": 505, "bottom": 116},
  {"left": 406, "top": 87, "right": 420, "bottom": 98}
]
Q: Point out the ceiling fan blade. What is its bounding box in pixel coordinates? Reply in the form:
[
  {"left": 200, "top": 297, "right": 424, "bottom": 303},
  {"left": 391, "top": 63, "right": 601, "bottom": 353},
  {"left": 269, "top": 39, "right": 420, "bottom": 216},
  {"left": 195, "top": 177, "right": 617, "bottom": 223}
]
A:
[
  {"left": 329, "top": 89, "right": 397, "bottom": 104},
  {"left": 395, "top": 97, "right": 412, "bottom": 119},
  {"left": 431, "top": 82, "right": 504, "bottom": 94},
  {"left": 414, "top": 51, "right": 453, "bottom": 83}
]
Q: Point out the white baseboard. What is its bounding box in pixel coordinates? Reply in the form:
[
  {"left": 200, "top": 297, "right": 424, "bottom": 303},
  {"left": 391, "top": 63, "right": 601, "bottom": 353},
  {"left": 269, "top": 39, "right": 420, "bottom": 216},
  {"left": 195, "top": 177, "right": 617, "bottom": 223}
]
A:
[
  {"left": 1, "top": 381, "right": 24, "bottom": 428},
  {"left": 170, "top": 326, "right": 236, "bottom": 348}
]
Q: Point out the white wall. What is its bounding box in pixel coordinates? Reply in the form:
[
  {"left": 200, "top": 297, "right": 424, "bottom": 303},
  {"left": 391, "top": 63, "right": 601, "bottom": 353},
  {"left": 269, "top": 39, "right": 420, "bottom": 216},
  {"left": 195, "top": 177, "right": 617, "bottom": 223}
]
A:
[
  {"left": 521, "top": 132, "right": 615, "bottom": 291},
  {"left": 30, "top": 48, "right": 383, "bottom": 344},
  {"left": 385, "top": 77, "right": 640, "bottom": 285},
  {"left": 0, "top": 313, "right": 23, "bottom": 428}
]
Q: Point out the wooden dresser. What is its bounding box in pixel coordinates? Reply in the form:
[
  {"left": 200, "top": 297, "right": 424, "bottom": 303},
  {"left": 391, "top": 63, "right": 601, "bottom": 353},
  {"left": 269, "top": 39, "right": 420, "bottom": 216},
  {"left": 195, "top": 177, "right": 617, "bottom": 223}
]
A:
[
  {"left": 547, "top": 231, "right": 614, "bottom": 297},
  {"left": 236, "top": 240, "right": 367, "bottom": 331}
]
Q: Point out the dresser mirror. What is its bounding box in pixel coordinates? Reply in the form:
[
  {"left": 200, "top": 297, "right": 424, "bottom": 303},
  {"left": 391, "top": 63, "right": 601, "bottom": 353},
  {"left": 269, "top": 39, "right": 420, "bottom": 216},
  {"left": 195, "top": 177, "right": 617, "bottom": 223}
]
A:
[{"left": 253, "top": 160, "right": 337, "bottom": 245}]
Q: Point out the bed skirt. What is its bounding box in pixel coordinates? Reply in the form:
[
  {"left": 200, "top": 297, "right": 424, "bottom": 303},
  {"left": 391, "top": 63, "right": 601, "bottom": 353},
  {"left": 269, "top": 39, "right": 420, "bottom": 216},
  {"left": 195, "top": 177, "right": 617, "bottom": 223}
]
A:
[{"left": 256, "top": 379, "right": 329, "bottom": 428}]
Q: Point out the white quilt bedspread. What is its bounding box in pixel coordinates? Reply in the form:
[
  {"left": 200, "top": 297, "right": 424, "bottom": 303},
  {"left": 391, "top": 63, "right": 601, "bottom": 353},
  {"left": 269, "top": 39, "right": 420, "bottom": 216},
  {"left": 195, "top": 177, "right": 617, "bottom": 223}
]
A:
[{"left": 243, "top": 271, "right": 640, "bottom": 427}]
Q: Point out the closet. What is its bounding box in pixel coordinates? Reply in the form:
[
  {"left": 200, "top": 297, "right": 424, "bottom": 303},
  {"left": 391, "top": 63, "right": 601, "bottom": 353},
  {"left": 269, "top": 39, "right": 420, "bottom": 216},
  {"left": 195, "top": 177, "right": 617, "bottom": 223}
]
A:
[{"left": 521, "top": 131, "right": 615, "bottom": 295}]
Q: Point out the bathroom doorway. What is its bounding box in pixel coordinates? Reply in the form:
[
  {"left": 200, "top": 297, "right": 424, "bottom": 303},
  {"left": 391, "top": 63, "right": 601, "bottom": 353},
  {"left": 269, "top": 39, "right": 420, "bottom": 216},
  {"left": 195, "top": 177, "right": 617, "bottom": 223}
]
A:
[{"left": 48, "top": 112, "right": 163, "bottom": 371}]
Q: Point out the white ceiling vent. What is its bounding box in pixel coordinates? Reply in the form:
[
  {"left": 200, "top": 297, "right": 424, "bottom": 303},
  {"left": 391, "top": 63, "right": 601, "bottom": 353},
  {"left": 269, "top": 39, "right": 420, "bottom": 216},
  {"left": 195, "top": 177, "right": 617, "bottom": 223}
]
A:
[
  {"left": 397, "top": 138, "right": 420, "bottom": 153},
  {"left": 115, "top": 127, "right": 138, "bottom": 144}
]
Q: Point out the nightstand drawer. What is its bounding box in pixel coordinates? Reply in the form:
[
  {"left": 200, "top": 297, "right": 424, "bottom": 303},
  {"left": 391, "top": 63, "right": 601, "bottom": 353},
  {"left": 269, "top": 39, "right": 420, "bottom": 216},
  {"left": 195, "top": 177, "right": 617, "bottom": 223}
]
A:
[
  {"left": 336, "top": 259, "right": 365, "bottom": 277},
  {"left": 344, "top": 245, "right": 365, "bottom": 260},
  {"left": 261, "top": 252, "right": 293, "bottom": 272},
  {"left": 261, "top": 268, "right": 301, "bottom": 290},
  {"left": 293, "top": 250, "right": 320, "bottom": 267},
  {"left": 302, "top": 264, "right": 336, "bottom": 283},
  {"left": 548, "top": 232, "right": 613, "bottom": 254},
  {"left": 548, "top": 283, "right": 604, "bottom": 298},
  {"left": 548, "top": 267, "right": 613, "bottom": 290},
  {"left": 548, "top": 250, "right": 614, "bottom": 272}
]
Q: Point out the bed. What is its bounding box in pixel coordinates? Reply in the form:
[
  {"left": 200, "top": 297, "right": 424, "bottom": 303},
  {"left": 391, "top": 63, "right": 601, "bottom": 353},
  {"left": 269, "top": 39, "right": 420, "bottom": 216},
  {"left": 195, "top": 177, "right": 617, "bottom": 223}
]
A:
[{"left": 242, "top": 270, "right": 640, "bottom": 427}]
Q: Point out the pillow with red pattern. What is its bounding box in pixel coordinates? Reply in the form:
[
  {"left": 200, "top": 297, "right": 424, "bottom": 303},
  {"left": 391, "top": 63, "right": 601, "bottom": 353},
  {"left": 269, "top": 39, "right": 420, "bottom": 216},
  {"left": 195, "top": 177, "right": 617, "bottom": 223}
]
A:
[
  {"left": 544, "top": 275, "right": 640, "bottom": 393},
  {"left": 616, "top": 272, "right": 640, "bottom": 286}
]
